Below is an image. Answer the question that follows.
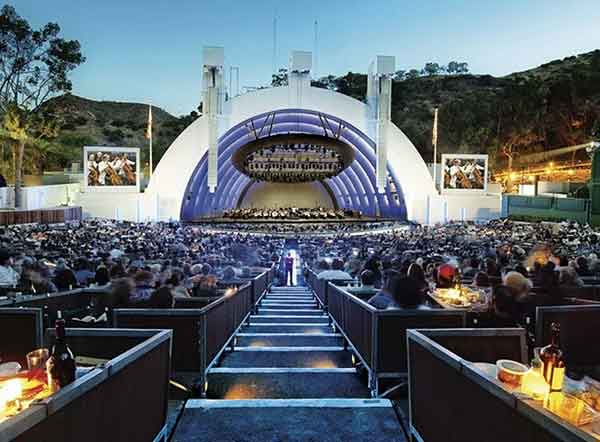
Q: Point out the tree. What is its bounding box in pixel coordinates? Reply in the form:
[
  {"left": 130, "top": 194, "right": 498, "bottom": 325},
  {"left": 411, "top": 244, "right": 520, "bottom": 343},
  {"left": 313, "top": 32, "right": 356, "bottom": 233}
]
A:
[
  {"left": 447, "top": 61, "right": 459, "bottom": 75},
  {"left": 312, "top": 74, "right": 337, "bottom": 90},
  {"left": 271, "top": 68, "right": 288, "bottom": 87},
  {"left": 423, "top": 62, "right": 441, "bottom": 76},
  {"left": 456, "top": 62, "right": 469, "bottom": 74},
  {"left": 393, "top": 70, "right": 406, "bottom": 81},
  {"left": 0, "top": 5, "right": 85, "bottom": 207},
  {"left": 405, "top": 69, "right": 421, "bottom": 80}
]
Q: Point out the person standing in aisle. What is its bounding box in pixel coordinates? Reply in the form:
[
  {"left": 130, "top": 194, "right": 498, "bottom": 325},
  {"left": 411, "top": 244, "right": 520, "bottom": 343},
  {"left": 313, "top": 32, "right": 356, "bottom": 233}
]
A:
[{"left": 284, "top": 252, "right": 294, "bottom": 286}]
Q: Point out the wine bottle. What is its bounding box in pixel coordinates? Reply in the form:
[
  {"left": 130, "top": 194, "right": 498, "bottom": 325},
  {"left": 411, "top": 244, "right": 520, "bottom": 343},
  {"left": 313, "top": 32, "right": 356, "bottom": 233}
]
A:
[
  {"left": 540, "top": 322, "right": 566, "bottom": 392},
  {"left": 46, "top": 310, "right": 76, "bottom": 392}
]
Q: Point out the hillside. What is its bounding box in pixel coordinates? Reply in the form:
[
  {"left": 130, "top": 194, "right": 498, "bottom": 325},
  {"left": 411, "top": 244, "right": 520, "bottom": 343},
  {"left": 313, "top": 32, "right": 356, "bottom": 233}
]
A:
[
  {"left": 39, "top": 94, "right": 196, "bottom": 171},
  {"left": 38, "top": 49, "right": 600, "bottom": 174},
  {"left": 319, "top": 49, "right": 600, "bottom": 171}
]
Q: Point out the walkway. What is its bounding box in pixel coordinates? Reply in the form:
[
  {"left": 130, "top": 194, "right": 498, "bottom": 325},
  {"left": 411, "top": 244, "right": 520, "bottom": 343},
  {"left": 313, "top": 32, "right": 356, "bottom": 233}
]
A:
[{"left": 171, "top": 284, "right": 405, "bottom": 441}]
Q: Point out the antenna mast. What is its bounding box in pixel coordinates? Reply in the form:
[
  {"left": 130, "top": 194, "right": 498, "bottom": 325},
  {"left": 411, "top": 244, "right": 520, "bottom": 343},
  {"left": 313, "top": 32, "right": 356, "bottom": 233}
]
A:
[
  {"left": 313, "top": 20, "right": 319, "bottom": 79},
  {"left": 272, "top": 13, "right": 278, "bottom": 76}
]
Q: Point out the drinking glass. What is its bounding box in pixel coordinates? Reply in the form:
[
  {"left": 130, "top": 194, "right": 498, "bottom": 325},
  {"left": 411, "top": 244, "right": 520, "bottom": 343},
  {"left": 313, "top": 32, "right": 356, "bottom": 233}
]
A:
[{"left": 26, "top": 349, "right": 49, "bottom": 371}]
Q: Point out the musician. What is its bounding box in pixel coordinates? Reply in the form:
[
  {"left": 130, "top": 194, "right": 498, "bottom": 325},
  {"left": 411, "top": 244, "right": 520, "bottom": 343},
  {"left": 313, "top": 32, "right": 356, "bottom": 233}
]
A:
[
  {"left": 97, "top": 154, "right": 110, "bottom": 185},
  {"left": 88, "top": 154, "right": 99, "bottom": 186},
  {"left": 464, "top": 160, "right": 485, "bottom": 184},
  {"left": 448, "top": 159, "right": 462, "bottom": 189},
  {"left": 121, "top": 154, "right": 136, "bottom": 184},
  {"left": 110, "top": 155, "right": 123, "bottom": 177}
]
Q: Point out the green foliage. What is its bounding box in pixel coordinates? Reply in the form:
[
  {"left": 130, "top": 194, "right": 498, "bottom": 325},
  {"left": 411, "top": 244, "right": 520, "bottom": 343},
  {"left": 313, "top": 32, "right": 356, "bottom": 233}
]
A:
[
  {"left": 271, "top": 69, "right": 288, "bottom": 87},
  {"left": 102, "top": 128, "right": 124, "bottom": 143}
]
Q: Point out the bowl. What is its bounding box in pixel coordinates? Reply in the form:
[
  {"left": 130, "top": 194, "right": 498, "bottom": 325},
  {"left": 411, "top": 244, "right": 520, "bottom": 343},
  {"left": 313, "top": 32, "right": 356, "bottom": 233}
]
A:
[
  {"left": 496, "top": 359, "right": 529, "bottom": 386},
  {"left": 0, "top": 361, "right": 22, "bottom": 378}
]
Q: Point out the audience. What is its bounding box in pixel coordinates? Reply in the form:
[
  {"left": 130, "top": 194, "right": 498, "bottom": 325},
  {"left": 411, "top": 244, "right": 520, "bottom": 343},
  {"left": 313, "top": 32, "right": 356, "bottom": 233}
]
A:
[
  {"left": 0, "top": 248, "right": 19, "bottom": 289},
  {"left": 2, "top": 217, "right": 600, "bottom": 328}
]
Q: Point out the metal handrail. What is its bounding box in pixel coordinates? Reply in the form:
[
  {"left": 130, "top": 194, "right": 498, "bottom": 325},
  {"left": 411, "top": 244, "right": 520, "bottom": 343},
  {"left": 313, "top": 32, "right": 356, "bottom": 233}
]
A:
[{"left": 198, "top": 270, "right": 270, "bottom": 396}]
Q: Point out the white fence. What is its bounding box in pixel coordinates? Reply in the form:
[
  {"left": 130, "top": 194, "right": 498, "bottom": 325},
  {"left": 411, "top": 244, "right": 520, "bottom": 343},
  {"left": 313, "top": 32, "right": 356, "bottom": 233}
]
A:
[{"left": 0, "top": 184, "right": 80, "bottom": 210}]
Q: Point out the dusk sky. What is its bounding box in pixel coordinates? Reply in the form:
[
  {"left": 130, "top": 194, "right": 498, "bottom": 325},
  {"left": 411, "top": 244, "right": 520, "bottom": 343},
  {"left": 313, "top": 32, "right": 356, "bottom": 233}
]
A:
[{"left": 9, "top": 0, "right": 600, "bottom": 116}]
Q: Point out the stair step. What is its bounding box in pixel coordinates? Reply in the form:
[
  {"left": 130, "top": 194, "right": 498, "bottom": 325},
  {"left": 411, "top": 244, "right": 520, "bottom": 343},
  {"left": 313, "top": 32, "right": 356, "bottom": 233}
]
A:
[
  {"left": 250, "top": 315, "right": 329, "bottom": 324},
  {"left": 206, "top": 369, "right": 368, "bottom": 399},
  {"left": 268, "top": 290, "right": 312, "bottom": 293},
  {"left": 271, "top": 287, "right": 311, "bottom": 290},
  {"left": 242, "top": 324, "right": 334, "bottom": 333},
  {"left": 219, "top": 348, "right": 353, "bottom": 368},
  {"left": 261, "top": 301, "right": 317, "bottom": 305},
  {"left": 257, "top": 308, "right": 323, "bottom": 315},
  {"left": 259, "top": 304, "right": 318, "bottom": 309},
  {"left": 236, "top": 334, "right": 343, "bottom": 347},
  {"left": 171, "top": 399, "right": 404, "bottom": 442},
  {"left": 235, "top": 346, "right": 345, "bottom": 352},
  {"left": 263, "top": 297, "right": 314, "bottom": 301}
]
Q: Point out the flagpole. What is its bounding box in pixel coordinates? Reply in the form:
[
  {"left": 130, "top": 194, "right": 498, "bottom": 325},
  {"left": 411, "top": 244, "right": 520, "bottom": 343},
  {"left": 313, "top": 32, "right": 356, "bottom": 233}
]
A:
[
  {"left": 147, "top": 104, "right": 153, "bottom": 177},
  {"left": 432, "top": 107, "right": 439, "bottom": 192},
  {"left": 149, "top": 129, "right": 153, "bottom": 177}
]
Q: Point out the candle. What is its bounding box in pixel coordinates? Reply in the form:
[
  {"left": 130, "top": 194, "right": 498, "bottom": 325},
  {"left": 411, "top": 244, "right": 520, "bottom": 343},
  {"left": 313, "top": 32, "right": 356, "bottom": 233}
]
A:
[
  {"left": 522, "top": 368, "right": 550, "bottom": 401},
  {"left": 0, "top": 379, "right": 23, "bottom": 414}
]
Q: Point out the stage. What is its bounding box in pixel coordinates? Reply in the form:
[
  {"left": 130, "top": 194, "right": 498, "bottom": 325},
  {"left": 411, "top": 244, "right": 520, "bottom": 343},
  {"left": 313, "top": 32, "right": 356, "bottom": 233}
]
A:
[
  {"left": 188, "top": 216, "right": 394, "bottom": 224},
  {"left": 0, "top": 206, "right": 82, "bottom": 226}
]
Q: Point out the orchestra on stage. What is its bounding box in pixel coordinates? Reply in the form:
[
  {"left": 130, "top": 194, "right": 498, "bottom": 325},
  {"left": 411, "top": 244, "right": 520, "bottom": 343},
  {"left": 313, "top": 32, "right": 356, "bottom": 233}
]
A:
[
  {"left": 87, "top": 152, "right": 136, "bottom": 186},
  {"left": 223, "top": 207, "right": 362, "bottom": 220}
]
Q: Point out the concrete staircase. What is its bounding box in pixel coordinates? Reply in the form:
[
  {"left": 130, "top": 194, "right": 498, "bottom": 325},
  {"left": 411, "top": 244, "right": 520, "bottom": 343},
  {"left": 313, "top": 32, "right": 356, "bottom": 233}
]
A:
[{"left": 171, "top": 285, "right": 405, "bottom": 442}]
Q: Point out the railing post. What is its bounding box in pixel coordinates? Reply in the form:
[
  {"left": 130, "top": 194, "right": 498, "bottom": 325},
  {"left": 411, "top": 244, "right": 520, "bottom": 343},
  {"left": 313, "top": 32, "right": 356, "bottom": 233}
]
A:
[
  {"left": 198, "top": 315, "right": 208, "bottom": 398},
  {"left": 371, "top": 310, "right": 379, "bottom": 397}
]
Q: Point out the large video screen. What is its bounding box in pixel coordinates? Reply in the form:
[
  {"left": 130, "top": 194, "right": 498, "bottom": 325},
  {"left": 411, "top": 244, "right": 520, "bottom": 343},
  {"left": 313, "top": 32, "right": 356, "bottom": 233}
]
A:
[
  {"left": 84, "top": 146, "right": 140, "bottom": 192},
  {"left": 441, "top": 154, "right": 488, "bottom": 192}
]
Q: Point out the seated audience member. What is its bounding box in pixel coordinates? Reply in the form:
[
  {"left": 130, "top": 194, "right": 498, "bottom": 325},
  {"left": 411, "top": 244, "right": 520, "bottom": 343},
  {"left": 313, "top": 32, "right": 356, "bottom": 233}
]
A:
[
  {"left": 361, "top": 257, "right": 383, "bottom": 288},
  {"left": 148, "top": 285, "right": 174, "bottom": 308},
  {"left": 484, "top": 285, "right": 519, "bottom": 328},
  {"left": 575, "top": 256, "right": 592, "bottom": 277},
  {"left": 559, "top": 266, "right": 584, "bottom": 288},
  {"left": 221, "top": 266, "right": 238, "bottom": 282},
  {"left": 315, "top": 260, "right": 331, "bottom": 275},
  {"left": 192, "top": 275, "right": 218, "bottom": 298},
  {"left": 389, "top": 273, "right": 429, "bottom": 309},
  {"left": 503, "top": 271, "right": 532, "bottom": 302},
  {"left": 344, "top": 257, "right": 362, "bottom": 278},
  {"left": 514, "top": 263, "right": 529, "bottom": 278},
  {"left": 484, "top": 258, "right": 501, "bottom": 278},
  {"left": 53, "top": 259, "right": 78, "bottom": 291},
  {"left": 368, "top": 272, "right": 428, "bottom": 310},
  {"left": 345, "top": 269, "right": 377, "bottom": 297},
  {"left": 367, "top": 270, "right": 400, "bottom": 309},
  {"left": 92, "top": 266, "right": 111, "bottom": 287},
  {"left": 74, "top": 258, "right": 95, "bottom": 286},
  {"left": 436, "top": 263, "right": 457, "bottom": 289},
  {"left": 473, "top": 271, "right": 490, "bottom": 288},
  {"left": 534, "top": 262, "right": 560, "bottom": 295},
  {"left": 166, "top": 268, "right": 190, "bottom": 298},
  {"left": 461, "top": 258, "right": 479, "bottom": 279},
  {"left": 111, "top": 277, "right": 135, "bottom": 307},
  {"left": 109, "top": 263, "right": 126, "bottom": 280},
  {"left": 407, "top": 263, "right": 428, "bottom": 292},
  {"left": 317, "top": 258, "right": 352, "bottom": 281},
  {"left": 129, "top": 270, "right": 156, "bottom": 304},
  {"left": 29, "top": 266, "right": 58, "bottom": 294}
]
